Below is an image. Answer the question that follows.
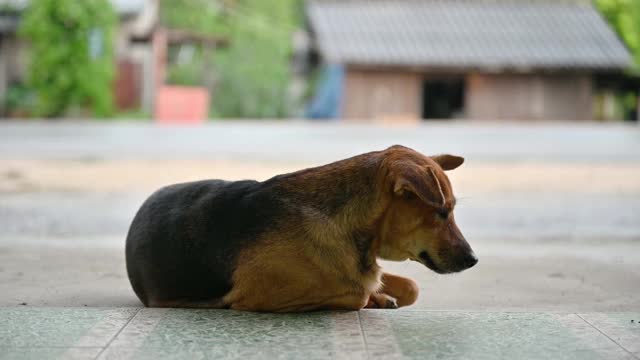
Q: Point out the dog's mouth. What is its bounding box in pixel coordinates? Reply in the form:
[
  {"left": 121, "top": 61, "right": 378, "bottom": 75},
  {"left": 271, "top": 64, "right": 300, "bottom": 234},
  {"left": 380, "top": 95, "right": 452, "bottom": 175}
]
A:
[{"left": 416, "top": 250, "right": 450, "bottom": 274}]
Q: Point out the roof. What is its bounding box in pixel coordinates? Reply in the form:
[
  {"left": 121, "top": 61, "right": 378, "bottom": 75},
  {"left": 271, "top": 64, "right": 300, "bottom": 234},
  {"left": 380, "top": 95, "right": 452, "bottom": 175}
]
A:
[{"left": 307, "top": 0, "right": 633, "bottom": 71}]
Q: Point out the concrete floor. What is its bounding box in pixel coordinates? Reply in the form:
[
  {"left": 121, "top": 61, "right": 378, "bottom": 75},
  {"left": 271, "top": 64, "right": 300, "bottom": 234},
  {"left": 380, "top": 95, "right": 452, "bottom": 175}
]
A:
[{"left": 0, "top": 121, "right": 639, "bottom": 359}]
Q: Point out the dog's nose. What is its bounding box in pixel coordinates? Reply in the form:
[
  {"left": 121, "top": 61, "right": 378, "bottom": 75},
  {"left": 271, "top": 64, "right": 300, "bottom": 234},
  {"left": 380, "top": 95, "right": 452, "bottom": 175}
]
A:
[{"left": 463, "top": 252, "right": 478, "bottom": 269}]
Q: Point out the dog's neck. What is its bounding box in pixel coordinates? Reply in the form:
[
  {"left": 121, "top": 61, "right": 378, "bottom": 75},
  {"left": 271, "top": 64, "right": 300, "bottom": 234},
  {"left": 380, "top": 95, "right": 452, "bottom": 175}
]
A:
[{"left": 269, "top": 152, "right": 392, "bottom": 267}]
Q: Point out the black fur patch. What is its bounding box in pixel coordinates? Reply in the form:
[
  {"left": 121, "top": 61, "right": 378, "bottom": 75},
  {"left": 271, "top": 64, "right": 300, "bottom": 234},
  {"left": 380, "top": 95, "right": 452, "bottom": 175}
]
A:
[{"left": 352, "top": 230, "right": 375, "bottom": 273}]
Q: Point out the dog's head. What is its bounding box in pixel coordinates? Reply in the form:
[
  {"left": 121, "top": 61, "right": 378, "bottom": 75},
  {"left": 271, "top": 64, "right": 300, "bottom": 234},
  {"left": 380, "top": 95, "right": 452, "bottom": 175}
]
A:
[{"left": 377, "top": 145, "right": 477, "bottom": 274}]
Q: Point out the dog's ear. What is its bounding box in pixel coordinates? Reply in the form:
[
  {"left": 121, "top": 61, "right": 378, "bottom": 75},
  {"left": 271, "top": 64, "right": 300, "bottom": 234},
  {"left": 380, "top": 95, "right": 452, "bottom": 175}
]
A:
[
  {"left": 431, "top": 154, "right": 464, "bottom": 171},
  {"left": 393, "top": 163, "right": 446, "bottom": 207}
]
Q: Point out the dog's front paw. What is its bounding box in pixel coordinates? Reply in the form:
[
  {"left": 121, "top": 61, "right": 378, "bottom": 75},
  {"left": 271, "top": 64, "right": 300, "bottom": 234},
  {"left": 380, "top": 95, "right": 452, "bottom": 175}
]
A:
[{"left": 366, "top": 293, "right": 398, "bottom": 309}]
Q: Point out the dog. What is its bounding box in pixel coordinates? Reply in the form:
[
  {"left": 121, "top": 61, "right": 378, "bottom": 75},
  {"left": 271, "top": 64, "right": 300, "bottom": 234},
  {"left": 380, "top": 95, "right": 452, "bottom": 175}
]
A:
[{"left": 125, "top": 145, "right": 477, "bottom": 312}]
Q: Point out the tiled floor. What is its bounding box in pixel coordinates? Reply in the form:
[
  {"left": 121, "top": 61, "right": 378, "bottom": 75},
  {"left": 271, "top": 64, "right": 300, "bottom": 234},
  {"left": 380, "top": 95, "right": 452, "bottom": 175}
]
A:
[{"left": 0, "top": 308, "right": 638, "bottom": 359}]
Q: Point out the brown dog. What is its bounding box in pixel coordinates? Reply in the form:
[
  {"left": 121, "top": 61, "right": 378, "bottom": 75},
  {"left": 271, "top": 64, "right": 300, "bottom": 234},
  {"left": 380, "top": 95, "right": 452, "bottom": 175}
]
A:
[{"left": 125, "top": 145, "right": 477, "bottom": 312}]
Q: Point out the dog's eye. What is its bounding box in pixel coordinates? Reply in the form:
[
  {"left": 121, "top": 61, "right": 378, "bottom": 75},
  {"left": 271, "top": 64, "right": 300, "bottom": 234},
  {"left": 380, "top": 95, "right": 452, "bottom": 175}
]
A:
[
  {"left": 437, "top": 210, "right": 449, "bottom": 220},
  {"left": 402, "top": 191, "right": 417, "bottom": 200}
]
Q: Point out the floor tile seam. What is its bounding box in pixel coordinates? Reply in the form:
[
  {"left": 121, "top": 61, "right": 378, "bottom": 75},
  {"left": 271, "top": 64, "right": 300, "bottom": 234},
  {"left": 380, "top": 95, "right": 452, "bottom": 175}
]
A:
[
  {"left": 356, "top": 311, "right": 371, "bottom": 360},
  {"left": 93, "top": 307, "right": 142, "bottom": 360},
  {"left": 575, "top": 313, "right": 639, "bottom": 360}
]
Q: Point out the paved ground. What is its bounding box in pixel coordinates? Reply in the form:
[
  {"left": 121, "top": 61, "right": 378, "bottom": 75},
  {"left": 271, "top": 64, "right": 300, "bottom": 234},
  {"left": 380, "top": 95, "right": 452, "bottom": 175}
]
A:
[{"left": 0, "top": 121, "right": 639, "bottom": 359}]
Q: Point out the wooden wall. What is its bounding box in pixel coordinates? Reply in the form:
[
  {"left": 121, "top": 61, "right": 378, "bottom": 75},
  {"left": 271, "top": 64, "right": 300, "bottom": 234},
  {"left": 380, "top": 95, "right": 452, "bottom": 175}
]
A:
[
  {"left": 342, "top": 68, "right": 594, "bottom": 121},
  {"left": 343, "top": 68, "right": 421, "bottom": 121},
  {"left": 466, "top": 73, "right": 593, "bottom": 120}
]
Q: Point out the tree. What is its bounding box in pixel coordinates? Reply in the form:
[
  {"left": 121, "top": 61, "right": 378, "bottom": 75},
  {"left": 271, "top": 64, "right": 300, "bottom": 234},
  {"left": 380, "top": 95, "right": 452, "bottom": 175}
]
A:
[
  {"left": 596, "top": 0, "right": 640, "bottom": 70},
  {"left": 20, "top": 0, "right": 117, "bottom": 117},
  {"left": 160, "top": 0, "right": 303, "bottom": 118}
]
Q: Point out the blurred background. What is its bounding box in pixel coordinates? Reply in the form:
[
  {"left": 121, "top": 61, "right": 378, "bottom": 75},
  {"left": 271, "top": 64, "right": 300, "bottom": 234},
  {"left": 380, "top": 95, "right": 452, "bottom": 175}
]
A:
[
  {"left": 0, "top": 0, "right": 639, "bottom": 311},
  {"left": 1, "top": 0, "right": 639, "bottom": 121}
]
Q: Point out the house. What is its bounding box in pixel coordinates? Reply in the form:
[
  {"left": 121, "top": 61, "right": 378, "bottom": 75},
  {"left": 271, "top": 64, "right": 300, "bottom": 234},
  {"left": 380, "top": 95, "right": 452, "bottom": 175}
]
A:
[{"left": 306, "top": 0, "right": 633, "bottom": 121}]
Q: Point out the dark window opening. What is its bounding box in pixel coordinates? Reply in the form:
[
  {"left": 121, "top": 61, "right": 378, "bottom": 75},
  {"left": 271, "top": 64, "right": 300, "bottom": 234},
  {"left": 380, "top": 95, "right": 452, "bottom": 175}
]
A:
[{"left": 422, "top": 78, "right": 465, "bottom": 119}]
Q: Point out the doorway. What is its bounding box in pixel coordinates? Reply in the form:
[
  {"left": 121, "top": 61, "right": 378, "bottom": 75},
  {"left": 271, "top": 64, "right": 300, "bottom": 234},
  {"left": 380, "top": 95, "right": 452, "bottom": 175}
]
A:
[{"left": 422, "top": 77, "right": 465, "bottom": 119}]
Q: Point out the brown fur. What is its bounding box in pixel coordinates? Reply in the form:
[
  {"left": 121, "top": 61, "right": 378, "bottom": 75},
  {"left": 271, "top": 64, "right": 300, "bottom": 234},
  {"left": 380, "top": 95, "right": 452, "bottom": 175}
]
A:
[{"left": 222, "top": 145, "right": 476, "bottom": 312}]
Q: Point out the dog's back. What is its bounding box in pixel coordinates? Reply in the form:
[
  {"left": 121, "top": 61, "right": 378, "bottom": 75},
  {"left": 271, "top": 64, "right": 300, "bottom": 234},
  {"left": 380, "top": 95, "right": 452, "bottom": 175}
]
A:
[{"left": 125, "top": 179, "right": 282, "bottom": 307}]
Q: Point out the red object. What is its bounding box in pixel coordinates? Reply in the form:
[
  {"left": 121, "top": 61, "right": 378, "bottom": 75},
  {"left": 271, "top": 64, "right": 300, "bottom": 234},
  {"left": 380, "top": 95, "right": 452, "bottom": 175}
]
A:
[
  {"left": 155, "top": 86, "right": 209, "bottom": 124},
  {"left": 114, "top": 60, "right": 141, "bottom": 110}
]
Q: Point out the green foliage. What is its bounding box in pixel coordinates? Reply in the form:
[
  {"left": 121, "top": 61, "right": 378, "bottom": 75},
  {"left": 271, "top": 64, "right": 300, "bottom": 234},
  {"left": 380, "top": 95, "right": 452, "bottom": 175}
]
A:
[
  {"left": 4, "top": 84, "right": 35, "bottom": 116},
  {"left": 19, "top": 0, "right": 117, "bottom": 117},
  {"left": 161, "top": 0, "right": 303, "bottom": 118},
  {"left": 166, "top": 46, "right": 208, "bottom": 86},
  {"left": 596, "top": 0, "right": 640, "bottom": 70},
  {"left": 112, "top": 109, "right": 152, "bottom": 121},
  {"left": 160, "top": 0, "right": 229, "bottom": 36}
]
